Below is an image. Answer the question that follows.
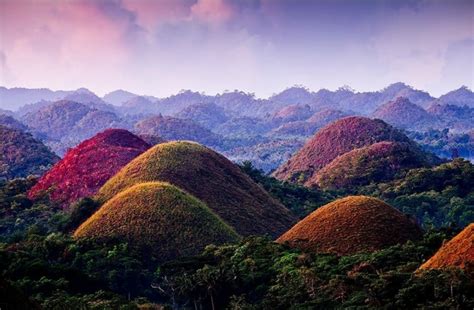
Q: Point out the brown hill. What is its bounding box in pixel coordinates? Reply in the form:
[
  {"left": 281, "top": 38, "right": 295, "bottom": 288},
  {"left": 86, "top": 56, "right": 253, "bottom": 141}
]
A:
[
  {"left": 372, "top": 97, "right": 437, "bottom": 130},
  {"left": 97, "top": 141, "right": 297, "bottom": 237},
  {"left": 75, "top": 182, "right": 239, "bottom": 261},
  {"left": 273, "top": 116, "right": 415, "bottom": 185},
  {"left": 418, "top": 224, "right": 474, "bottom": 274},
  {"left": 277, "top": 196, "right": 423, "bottom": 255},
  {"left": 272, "top": 104, "right": 313, "bottom": 122},
  {"left": 313, "top": 141, "right": 430, "bottom": 189}
]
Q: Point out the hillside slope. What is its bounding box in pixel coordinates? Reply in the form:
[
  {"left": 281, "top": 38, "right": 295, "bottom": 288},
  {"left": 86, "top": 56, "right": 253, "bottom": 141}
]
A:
[
  {"left": 418, "top": 224, "right": 474, "bottom": 273},
  {"left": 314, "top": 141, "right": 430, "bottom": 189},
  {"left": 75, "top": 182, "right": 239, "bottom": 261},
  {"left": 273, "top": 116, "right": 417, "bottom": 185},
  {"left": 277, "top": 196, "right": 423, "bottom": 255},
  {"left": 97, "top": 141, "right": 297, "bottom": 237},
  {"left": 0, "top": 126, "right": 59, "bottom": 180},
  {"left": 28, "top": 129, "right": 150, "bottom": 207},
  {"left": 372, "top": 97, "right": 436, "bottom": 130}
]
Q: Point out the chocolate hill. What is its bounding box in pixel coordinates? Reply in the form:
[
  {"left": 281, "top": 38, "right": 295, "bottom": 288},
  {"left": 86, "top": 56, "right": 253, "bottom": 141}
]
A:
[
  {"left": 28, "top": 129, "right": 150, "bottom": 208},
  {"left": 97, "top": 141, "right": 297, "bottom": 237},
  {"left": 0, "top": 125, "right": 59, "bottom": 180},
  {"left": 372, "top": 97, "right": 436, "bottom": 130},
  {"left": 135, "top": 115, "right": 223, "bottom": 147},
  {"left": 74, "top": 182, "right": 239, "bottom": 261},
  {"left": 418, "top": 224, "right": 474, "bottom": 274},
  {"left": 314, "top": 141, "right": 430, "bottom": 189},
  {"left": 273, "top": 116, "right": 419, "bottom": 185},
  {"left": 277, "top": 196, "right": 423, "bottom": 255},
  {"left": 272, "top": 104, "right": 313, "bottom": 123}
]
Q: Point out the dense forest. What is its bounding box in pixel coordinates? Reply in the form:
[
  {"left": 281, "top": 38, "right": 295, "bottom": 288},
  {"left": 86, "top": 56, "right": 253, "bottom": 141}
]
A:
[{"left": 1, "top": 158, "right": 473, "bottom": 309}]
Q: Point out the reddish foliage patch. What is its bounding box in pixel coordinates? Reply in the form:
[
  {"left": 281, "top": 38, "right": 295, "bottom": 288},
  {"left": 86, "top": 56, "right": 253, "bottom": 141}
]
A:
[
  {"left": 273, "top": 116, "right": 414, "bottom": 185},
  {"left": 313, "top": 141, "right": 429, "bottom": 189},
  {"left": 27, "top": 129, "right": 150, "bottom": 208},
  {"left": 277, "top": 196, "right": 423, "bottom": 255}
]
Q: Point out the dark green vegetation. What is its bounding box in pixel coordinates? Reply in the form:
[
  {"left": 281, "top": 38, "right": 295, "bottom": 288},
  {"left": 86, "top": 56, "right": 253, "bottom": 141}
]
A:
[
  {"left": 359, "top": 158, "right": 474, "bottom": 229},
  {"left": 0, "top": 126, "right": 59, "bottom": 180},
  {"left": 1, "top": 158, "right": 473, "bottom": 308}
]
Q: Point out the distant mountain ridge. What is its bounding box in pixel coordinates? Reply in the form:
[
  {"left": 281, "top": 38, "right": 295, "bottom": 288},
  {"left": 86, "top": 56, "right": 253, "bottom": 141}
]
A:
[{"left": 3, "top": 83, "right": 469, "bottom": 116}]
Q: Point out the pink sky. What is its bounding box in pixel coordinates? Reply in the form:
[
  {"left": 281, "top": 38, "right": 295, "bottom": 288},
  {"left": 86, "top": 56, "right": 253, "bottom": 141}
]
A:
[{"left": 1, "top": 0, "right": 473, "bottom": 97}]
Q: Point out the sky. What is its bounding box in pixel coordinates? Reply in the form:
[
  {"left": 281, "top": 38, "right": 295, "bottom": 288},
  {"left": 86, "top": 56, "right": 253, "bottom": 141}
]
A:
[{"left": 0, "top": 0, "right": 473, "bottom": 98}]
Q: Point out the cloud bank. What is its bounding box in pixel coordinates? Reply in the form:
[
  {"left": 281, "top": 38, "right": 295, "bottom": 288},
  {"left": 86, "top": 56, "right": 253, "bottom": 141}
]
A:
[{"left": 0, "top": 0, "right": 472, "bottom": 97}]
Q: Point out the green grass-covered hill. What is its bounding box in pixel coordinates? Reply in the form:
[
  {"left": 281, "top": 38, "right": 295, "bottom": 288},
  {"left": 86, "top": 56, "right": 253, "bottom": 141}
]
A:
[
  {"left": 74, "top": 182, "right": 240, "bottom": 261},
  {"left": 96, "top": 141, "right": 297, "bottom": 238}
]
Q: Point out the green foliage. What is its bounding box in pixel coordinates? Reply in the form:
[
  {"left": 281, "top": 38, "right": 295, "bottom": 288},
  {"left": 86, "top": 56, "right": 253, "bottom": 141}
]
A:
[
  {"left": 358, "top": 159, "right": 474, "bottom": 228},
  {"left": 0, "top": 125, "right": 59, "bottom": 180},
  {"left": 239, "top": 161, "right": 333, "bottom": 218},
  {"left": 0, "top": 177, "right": 67, "bottom": 242},
  {"left": 155, "top": 231, "right": 473, "bottom": 309},
  {"left": 0, "top": 176, "right": 473, "bottom": 308}
]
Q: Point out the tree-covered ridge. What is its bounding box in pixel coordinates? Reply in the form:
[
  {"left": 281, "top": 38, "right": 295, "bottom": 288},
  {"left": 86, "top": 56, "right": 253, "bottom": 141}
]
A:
[
  {"left": 0, "top": 126, "right": 59, "bottom": 180},
  {"left": 359, "top": 158, "right": 474, "bottom": 228}
]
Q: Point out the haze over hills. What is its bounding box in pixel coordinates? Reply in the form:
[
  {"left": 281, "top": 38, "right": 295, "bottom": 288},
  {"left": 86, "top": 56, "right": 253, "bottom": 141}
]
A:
[
  {"left": 1, "top": 82, "right": 472, "bottom": 172},
  {"left": 0, "top": 125, "right": 59, "bottom": 180},
  {"left": 372, "top": 97, "right": 437, "bottom": 131}
]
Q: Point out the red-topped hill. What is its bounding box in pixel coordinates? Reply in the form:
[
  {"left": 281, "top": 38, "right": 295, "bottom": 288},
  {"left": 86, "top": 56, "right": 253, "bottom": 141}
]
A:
[
  {"left": 28, "top": 129, "right": 150, "bottom": 208},
  {"left": 273, "top": 116, "right": 417, "bottom": 185}
]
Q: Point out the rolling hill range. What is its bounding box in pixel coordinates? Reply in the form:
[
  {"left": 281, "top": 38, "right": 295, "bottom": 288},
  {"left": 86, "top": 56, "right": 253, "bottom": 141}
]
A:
[
  {"left": 20, "top": 100, "right": 130, "bottom": 155},
  {"left": 277, "top": 196, "right": 423, "bottom": 255},
  {"left": 418, "top": 223, "right": 473, "bottom": 274},
  {"left": 28, "top": 129, "right": 150, "bottom": 208},
  {"left": 0, "top": 114, "right": 27, "bottom": 131},
  {"left": 134, "top": 115, "right": 223, "bottom": 148},
  {"left": 2, "top": 83, "right": 472, "bottom": 173},
  {"left": 175, "top": 102, "right": 230, "bottom": 129},
  {"left": 0, "top": 126, "right": 59, "bottom": 180},
  {"left": 102, "top": 89, "right": 139, "bottom": 106},
  {"left": 314, "top": 141, "right": 431, "bottom": 189},
  {"left": 271, "top": 109, "right": 351, "bottom": 137},
  {"left": 0, "top": 86, "right": 73, "bottom": 110},
  {"left": 372, "top": 97, "right": 437, "bottom": 131},
  {"left": 272, "top": 116, "right": 426, "bottom": 185},
  {"left": 436, "top": 86, "right": 474, "bottom": 108},
  {"left": 74, "top": 182, "right": 240, "bottom": 261},
  {"left": 96, "top": 141, "right": 297, "bottom": 237}
]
